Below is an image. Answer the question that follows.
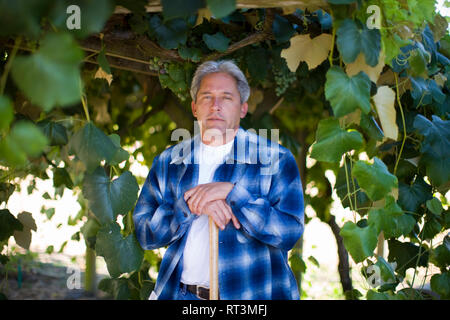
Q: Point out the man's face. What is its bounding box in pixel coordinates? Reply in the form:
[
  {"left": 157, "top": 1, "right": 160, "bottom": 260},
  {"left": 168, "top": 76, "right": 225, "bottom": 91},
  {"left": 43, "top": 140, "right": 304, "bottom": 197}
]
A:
[{"left": 191, "top": 72, "right": 248, "bottom": 143}]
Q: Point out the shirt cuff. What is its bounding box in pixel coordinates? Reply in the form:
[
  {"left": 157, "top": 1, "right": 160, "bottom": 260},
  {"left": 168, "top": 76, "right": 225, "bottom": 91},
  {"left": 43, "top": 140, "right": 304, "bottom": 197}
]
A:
[
  {"left": 173, "top": 196, "right": 193, "bottom": 225},
  {"left": 226, "top": 182, "right": 251, "bottom": 210}
]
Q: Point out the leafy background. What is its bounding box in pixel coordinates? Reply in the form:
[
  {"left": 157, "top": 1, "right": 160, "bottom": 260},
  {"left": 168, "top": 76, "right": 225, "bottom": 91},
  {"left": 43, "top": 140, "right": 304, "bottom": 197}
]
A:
[{"left": 0, "top": 0, "right": 449, "bottom": 299}]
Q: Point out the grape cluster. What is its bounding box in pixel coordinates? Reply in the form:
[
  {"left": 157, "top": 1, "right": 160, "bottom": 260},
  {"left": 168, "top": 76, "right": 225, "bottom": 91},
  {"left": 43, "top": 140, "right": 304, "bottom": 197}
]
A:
[
  {"left": 148, "top": 56, "right": 168, "bottom": 74},
  {"left": 273, "top": 66, "right": 296, "bottom": 96}
]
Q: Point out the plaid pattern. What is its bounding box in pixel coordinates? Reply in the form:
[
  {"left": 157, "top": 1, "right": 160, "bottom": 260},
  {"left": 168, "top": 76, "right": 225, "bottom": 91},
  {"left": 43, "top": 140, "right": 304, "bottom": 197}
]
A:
[{"left": 133, "top": 127, "right": 304, "bottom": 300}]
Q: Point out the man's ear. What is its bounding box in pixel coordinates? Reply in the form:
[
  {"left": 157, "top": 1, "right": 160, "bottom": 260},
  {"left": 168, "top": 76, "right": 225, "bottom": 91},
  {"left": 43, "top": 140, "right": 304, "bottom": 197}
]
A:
[
  {"left": 191, "top": 100, "right": 197, "bottom": 117},
  {"left": 240, "top": 102, "right": 248, "bottom": 118}
]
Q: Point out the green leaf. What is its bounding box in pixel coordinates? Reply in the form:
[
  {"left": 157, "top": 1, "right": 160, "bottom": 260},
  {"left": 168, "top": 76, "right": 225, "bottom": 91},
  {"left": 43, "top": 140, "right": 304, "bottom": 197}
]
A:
[
  {"left": 336, "top": 19, "right": 381, "bottom": 67},
  {"left": 387, "top": 239, "right": 429, "bottom": 277},
  {"left": 53, "top": 168, "right": 74, "bottom": 190},
  {"left": 203, "top": 32, "right": 230, "bottom": 52},
  {"left": 48, "top": 0, "right": 114, "bottom": 39},
  {"left": 97, "top": 47, "right": 111, "bottom": 75},
  {"left": 0, "top": 183, "right": 15, "bottom": 205},
  {"left": 69, "top": 122, "right": 121, "bottom": 173},
  {"left": 178, "top": 46, "right": 202, "bottom": 62},
  {"left": 0, "top": 0, "right": 51, "bottom": 38},
  {"left": 246, "top": 48, "right": 269, "bottom": 82},
  {"left": 37, "top": 120, "right": 68, "bottom": 146},
  {"left": 335, "top": 158, "right": 371, "bottom": 213},
  {"left": 325, "top": 66, "right": 371, "bottom": 117},
  {"left": 310, "top": 118, "right": 363, "bottom": 163},
  {"left": 398, "top": 177, "right": 433, "bottom": 215},
  {"left": 272, "top": 14, "right": 296, "bottom": 44},
  {"left": 82, "top": 167, "right": 139, "bottom": 224},
  {"left": 98, "top": 277, "right": 132, "bottom": 300},
  {"left": 207, "top": 0, "right": 236, "bottom": 19},
  {"left": 340, "top": 221, "right": 378, "bottom": 263},
  {"left": 430, "top": 236, "right": 450, "bottom": 269},
  {"left": 11, "top": 33, "right": 83, "bottom": 111},
  {"left": 161, "top": 0, "right": 204, "bottom": 21},
  {"left": 108, "top": 134, "right": 130, "bottom": 166},
  {"left": 352, "top": 157, "right": 398, "bottom": 201},
  {"left": 413, "top": 115, "right": 450, "bottom": 187},
  {"left": 148, "top": 15, "right": 188, "bottom": 49},
  {"left": 0, "top": 95, "right": 14, "bottom": 131},
  {"left": 368, "top": 195, "right": 415, "bottom": 239},
  {"left": 96, "top": 222, "right": 144, "bottom": 278},
  {"left": 426, "top": 198, "right": 443, "bottom": 216},
  {"left": 0, "top": 209, "right": 23, "bottom": 241},
  {"left": 13, "top": 211, "right": 37, "bottom": 250},
  {"left": 421, "top": 214, "right": 442, "bottom": 240},
  {"left": 430, "top": 272, "right": 450, "bottom": 299},
  {"left": 0, "top": 121, "right": 49, "bottom": 166}
]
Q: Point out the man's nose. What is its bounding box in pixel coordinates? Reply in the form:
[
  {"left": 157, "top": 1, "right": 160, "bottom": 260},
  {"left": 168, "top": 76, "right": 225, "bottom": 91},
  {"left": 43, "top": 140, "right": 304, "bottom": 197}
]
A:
[{"left": 211, "top": 97, "right": 221, "bottom": 110}]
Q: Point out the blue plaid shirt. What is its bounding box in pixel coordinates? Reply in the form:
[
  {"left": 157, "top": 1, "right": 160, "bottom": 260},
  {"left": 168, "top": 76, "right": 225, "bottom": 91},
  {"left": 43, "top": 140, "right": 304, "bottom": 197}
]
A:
[{"left": 133, "top": 127, "right": 304, "bottom": 300}]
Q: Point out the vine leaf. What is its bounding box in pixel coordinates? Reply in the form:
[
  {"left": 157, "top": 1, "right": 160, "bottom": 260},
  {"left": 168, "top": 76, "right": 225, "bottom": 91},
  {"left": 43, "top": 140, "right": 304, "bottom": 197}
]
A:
[
  {"left": 37, "top": 120, "right": 68, "bottom": 146},
  {"left": 13, "top": 212, "right": 37, "bottom": 250},
  {"left": 11, "top": 33, "right": 83, "bottom": 111},
  {"left": 368, "top": 195, "right": 415, "bottom": 239},
  {"left": 310, "top": 118, "right": 363, "bottom": 163},
  {"left": 325, "top": 66, "right": 371, "bottom": 117},
  {"left": 203, "top": 32, "right": 230, "bottom": 52},
  {"left": 413, "top": 114, "right": 450, "bottom": 187},
  {"left": 345, "top": 51, "right": 385, "bottom": 83},
  {"left": 207, "top": 0, "right": 236, "bottom": 19},
  {"left": 387, "top": 240, "right": 429, "bottom": 277},
  {"left": 0, "top": 209, "right": 23, "bottom": 242},
  {"left": 352, "top": 157, "right": 398, "bottom": 201},
  {"left": 0, "top": 121, "right": 49, "bottom": 166},
  {"left": 272, "top": 14, "right": 296, "bottom": 44},
  {"left": 336, "top": 19, "right": 381, "bottom": 67},
  {"left": 96, "top": 221, "right": 143, "bottom": 278},
  {"left": 161, "top": 0, "right": 204, "bottom": 21},
  {"left": 431, "top": 272, "right": 450, "bottom": 299},
  {"left": 398, "top": 177, "right": 433, "bottom": 214},
  {"left": 148, "top": 15, "right": 188, "bottom": 49},
  {"left": 0, "top": 95, "right": 13, "bottom": 131},
  {"left": 82, "top": 167, "right": 139, "bottom": 225},
  {"left": 281, "top": 33, "right": 332, "bottom": 72},
  {"left": 372, "top": 85, "right": 398, "bottom": 141},
  {"left": 69, "top": 122, "right": 128, "bottom": 173},
  {"left": 340, "top": 221, "right": 378, "bottom": 263}
]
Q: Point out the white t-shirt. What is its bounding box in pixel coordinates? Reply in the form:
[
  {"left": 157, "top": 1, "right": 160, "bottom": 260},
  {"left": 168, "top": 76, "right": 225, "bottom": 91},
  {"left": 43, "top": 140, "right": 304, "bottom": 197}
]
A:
[{"left": 180, "top": 139, "right": 234, "bottom": 287}]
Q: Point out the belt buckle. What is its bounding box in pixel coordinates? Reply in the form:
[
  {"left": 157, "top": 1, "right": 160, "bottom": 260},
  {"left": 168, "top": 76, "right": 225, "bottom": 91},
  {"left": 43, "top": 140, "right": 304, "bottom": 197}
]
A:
[{"left": 196, "top": 285, "right": 208, "bottom": 300}]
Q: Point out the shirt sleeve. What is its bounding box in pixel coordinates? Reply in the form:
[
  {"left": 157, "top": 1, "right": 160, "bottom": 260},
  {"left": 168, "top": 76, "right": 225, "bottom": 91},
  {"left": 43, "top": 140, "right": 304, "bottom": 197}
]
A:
[
  {"left": 225, "top": 151, "right": 304, "bottom": 251},
  {"left": 133, "top": 155, "right": 192, "bottom": 250}
]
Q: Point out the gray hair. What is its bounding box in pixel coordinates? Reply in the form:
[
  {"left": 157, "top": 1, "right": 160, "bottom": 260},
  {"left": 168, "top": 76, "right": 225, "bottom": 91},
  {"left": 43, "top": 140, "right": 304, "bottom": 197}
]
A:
[{"left": 190, "top": 60, "right": 250, "bottom": 104}]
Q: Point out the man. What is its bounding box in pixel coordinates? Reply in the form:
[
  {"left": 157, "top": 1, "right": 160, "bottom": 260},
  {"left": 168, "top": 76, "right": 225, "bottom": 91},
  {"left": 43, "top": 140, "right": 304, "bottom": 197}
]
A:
[{"left": 133, "top": 60, "right": 304, "bottom": 300}]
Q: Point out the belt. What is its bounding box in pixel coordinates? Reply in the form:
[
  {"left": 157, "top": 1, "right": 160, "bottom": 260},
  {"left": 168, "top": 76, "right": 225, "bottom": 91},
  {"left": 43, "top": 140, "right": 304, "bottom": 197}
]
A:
[{"left": 180, "top": 283, "right": 210, "bottom": 300}]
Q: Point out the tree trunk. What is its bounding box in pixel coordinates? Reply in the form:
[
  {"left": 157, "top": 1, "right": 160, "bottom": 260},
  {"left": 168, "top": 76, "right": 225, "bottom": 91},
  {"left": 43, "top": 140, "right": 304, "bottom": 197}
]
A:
[{"left": 326, "top": 215, "right": 354, "bottom": 298}]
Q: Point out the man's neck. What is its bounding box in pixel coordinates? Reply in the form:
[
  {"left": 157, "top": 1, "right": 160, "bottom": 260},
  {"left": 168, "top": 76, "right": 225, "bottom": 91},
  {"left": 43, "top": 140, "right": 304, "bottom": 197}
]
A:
[{"left": 201, "top": 128, "right": 238, "bottom": 146}]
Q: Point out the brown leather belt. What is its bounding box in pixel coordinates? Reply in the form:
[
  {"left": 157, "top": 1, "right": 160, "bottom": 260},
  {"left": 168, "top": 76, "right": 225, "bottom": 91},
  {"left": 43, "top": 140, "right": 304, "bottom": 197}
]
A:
[{"left": 181, "top": 283, "right": 210, "bottom": 300}]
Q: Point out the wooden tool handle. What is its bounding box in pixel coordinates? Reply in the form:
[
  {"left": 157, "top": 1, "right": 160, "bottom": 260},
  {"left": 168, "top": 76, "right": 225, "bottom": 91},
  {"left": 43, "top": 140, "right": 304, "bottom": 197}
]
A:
[{"left": 209, "top": 217, "right": 219, "bottom": 300}]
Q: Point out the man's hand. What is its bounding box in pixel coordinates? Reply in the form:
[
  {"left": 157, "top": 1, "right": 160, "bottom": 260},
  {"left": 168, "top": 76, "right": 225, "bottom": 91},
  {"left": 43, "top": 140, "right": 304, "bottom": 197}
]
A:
[
  {"left": 184, "top": 182, "right": 234, "bottom": 215},
  {"left": 196, "top": 199, "right": 240, "bottom": 230}
]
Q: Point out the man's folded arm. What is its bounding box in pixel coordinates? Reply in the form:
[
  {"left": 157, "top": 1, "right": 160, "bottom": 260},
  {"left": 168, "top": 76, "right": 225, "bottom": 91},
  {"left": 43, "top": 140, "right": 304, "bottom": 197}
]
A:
[
  {"left": 133, "top": 155, "right": 192, "bottom": 250},
  {"left": 226, "top": 151, "right": 304, "bottom": 251}
]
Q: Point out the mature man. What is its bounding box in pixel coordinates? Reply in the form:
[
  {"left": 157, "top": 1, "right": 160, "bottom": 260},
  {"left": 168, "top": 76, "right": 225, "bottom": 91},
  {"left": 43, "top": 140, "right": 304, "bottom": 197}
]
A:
[{"left": 133, "top": 60, "right": 304, "bottom": 300}]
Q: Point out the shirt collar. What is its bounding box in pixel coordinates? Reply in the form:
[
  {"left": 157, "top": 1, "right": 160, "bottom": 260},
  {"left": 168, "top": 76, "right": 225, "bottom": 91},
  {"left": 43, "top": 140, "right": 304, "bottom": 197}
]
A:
[{"left": 170, "top": 127, "right": 255, "bottom": 165}]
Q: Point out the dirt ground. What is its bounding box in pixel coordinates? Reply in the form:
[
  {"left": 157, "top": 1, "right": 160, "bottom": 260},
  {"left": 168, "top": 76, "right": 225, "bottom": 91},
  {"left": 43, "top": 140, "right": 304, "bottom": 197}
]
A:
[{"left": 0, "top": 253, "right": 111, "bottom": 300}]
